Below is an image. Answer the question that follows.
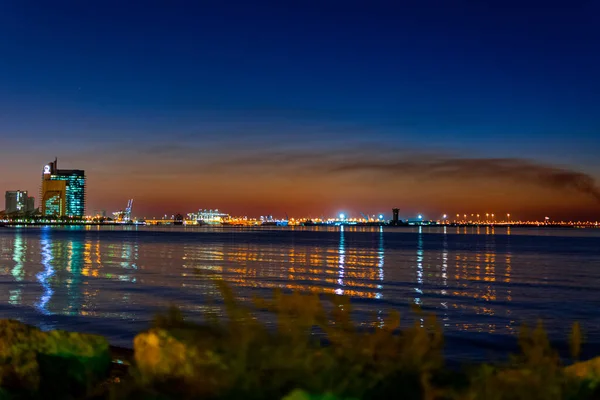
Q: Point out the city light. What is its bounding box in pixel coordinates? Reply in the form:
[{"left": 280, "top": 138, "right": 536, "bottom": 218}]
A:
[{"left": 2, "top": 160, "right": 599, "bottom": 230}]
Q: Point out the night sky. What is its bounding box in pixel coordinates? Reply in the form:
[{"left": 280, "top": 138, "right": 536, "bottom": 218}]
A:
[{"left": 1, "top": 1, "right": 599, "bottom": 220}]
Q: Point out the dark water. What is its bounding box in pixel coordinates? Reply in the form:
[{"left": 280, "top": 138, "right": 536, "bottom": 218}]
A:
[{"left": 0, "top": 225, "right": 599, "bottom": 362}]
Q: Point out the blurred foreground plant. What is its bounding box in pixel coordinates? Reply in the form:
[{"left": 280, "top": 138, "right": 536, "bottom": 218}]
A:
[
  {"left": 128, "top": 280, "right": 444, "bottom": 400},
  {"left": 115, "top": 282, "right": 600, "bottom": 400},
  {"left": 461, "top": 321, "right": 598, "bottom": 400}
]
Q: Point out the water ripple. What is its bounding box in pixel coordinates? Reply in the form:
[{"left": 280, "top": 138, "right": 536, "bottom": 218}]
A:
[{"left": 0, "top": 225, "right": 598, "bottom": 359}]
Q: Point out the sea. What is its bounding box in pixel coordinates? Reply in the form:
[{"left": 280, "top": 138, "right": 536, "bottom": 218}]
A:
[{"left": 0, "top": 225, "right": 599, "bottom": 362}]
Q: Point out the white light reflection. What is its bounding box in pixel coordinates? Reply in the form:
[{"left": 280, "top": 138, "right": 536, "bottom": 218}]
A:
[
  {"left": 36, "top": 230, "right": 54, "bottom": 315},
  {"left": 376, "top": 226, "right": 385, "bottom": 328},
  {"left": 415, "top": 226, "right": 424, "bottom": 327},
  {"left": 132, "top": 242, "right": 139, "bottom": 270},
  {"left": 119, "top": 241, "right": 139, "bottom": 283},
  {"left": 121, "top": 243, "right": 132, "bottom": 269},
  {"left": 376, "top": 226, "right": 384, "bottom": 299},
  {"left": 505, "top": 237, "right": 514, "bottom": 333},
  {"left": 335, "top": 225, "right": 345, "bottom": 295},
  {"left": 414, "top": 226, "right": 424, "bottom": 305},
  {"left": 441, "top": 226, "right": 449, "bottom": 327}
]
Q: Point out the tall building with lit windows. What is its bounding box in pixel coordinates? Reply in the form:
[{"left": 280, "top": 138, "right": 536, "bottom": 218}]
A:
[
  {"left": 5, "top": 190, "right": 35, "bottom": 214},
  {"left": 41, "top": 158, "right": 86, "bottom": 217}
]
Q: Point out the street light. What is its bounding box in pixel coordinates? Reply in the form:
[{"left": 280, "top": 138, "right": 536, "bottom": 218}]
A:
[{"left": 339, "top": 213, "right": 345, "bottom": 220}]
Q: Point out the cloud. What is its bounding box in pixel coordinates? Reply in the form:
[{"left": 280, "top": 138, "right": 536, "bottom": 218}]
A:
[
  {"left": 206, "top": 147, "right": 600, "bottom": 203},
  {"left": 66, "top": 140, "right": 600, "bottom": 205},
  {"left": 326, "top": 157, "right": 600, "bottom": 202}
]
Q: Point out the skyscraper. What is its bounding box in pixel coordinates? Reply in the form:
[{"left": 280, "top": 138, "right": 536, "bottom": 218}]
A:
[
  {"left": 5, "top": 190, "right": 35, "bottom": 214},
  {"left": 41, "top": 158, "right": 86, "bottom": 217}
]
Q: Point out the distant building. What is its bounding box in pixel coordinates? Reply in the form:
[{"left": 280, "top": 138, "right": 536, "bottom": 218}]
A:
[
  {"left": 392, "top": 208, "right": 399, "bottom": 224},
  {"left": 191, "top": 209, "right": 229, "bottom": 225},
  {"left": 5, "top": 190, "right": 35, "bottom": 214},
  {"left": 93, "top": 210, "right": 107, "bottom": 218},
  {"left": 41, "top": 158, "right": 86, "bottom": 217},
  {"left": 26, "top": 197, "right": 35, "bottom": 213}
]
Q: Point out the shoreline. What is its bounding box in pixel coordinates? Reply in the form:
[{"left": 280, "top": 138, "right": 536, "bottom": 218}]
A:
[{"left": 1, "top": 222, "right": 597, "bottom": 229}]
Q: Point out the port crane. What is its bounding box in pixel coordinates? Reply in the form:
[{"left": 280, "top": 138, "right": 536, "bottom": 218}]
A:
[
  {"left": 113, "top": 199, "right": 134, "bottom": 223},
  {"left": 125, "top": 199, "right": 133, "bottom": 222}
]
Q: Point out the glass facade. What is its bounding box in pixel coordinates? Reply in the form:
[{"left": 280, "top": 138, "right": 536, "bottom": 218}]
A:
[
  {"left": 48, "top": 172, "right": 86, "bottom": 217},
  {"left": 44, "top": 192, "right": 63, "bottom": 216}
]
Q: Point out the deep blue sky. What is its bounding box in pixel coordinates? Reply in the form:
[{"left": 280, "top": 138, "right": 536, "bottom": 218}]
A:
[{"left": 1, "top": 1, "right": 599, "bottom": 218}]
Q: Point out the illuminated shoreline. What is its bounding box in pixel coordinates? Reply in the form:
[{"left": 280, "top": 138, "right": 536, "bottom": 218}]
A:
[{"left": 0, "top": 221, "right": 598, "bottom": 228}]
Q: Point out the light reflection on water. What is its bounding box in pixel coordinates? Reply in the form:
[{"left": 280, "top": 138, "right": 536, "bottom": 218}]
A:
[
  {"left": 0, "top": 225, "right": 599, "bottom": 360},
  {"left": 336, "top": 225, "right": 345, "bottom": 296},
  {"left": 36, "top": 230, "right": 54, "bottom": 316}
]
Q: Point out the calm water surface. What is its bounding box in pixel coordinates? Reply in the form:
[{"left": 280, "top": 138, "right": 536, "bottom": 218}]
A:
[{"left": 0, "top": 225, "right": 599, "bottom": 361}]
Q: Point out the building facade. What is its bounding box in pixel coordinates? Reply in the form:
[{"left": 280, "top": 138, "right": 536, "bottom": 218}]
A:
[
  {"left": 26, "top": 197, "right": 35, "bottom": 213},
  {"left": 41, "top": 159, "right": 86, "bottom": 217},
  {"left": 5, "top": 190, "right": 35, "bottom": 214}
]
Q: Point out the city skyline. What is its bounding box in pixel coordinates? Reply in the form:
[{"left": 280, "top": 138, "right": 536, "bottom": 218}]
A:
[
  {"left": 1, "top": 2, "right": 599, "bottom": 220},
  {"left": 3, "top": 158, "right": 598, "bottom": 222}
]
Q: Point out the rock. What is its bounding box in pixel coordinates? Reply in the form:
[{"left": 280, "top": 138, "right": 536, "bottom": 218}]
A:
[
  {"left": 0, "top": 319, "right": 111, "bottom": 395},
  {"left": 565, "top": 357, "right": 600, "bottom": 379}
]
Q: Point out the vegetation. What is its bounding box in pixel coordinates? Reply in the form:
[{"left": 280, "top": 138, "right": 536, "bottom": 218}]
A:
[{"left": 0, "top": 281, "right": 599, "bottom": 399}]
